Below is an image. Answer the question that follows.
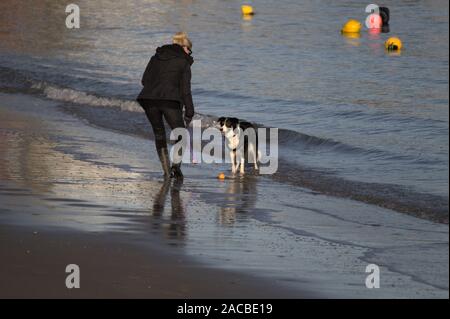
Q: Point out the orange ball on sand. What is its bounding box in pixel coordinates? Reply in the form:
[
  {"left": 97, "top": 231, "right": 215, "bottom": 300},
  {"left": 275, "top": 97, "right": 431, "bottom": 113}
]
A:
[{"left": 218, "top": 173, "right": 226, "bottom": 180}]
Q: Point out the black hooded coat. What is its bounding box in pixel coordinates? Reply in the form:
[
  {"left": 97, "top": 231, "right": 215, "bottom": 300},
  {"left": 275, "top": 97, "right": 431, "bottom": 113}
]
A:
[{"left": 137, "top": 44, "right": 194, "bottom": 118}]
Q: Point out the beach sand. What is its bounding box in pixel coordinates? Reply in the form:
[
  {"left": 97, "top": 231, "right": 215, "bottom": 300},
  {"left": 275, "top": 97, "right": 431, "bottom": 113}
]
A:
[
  {"left": 0, "top": 224, "right": 302, "bottom": 298},
  {"left": 0, "top": 94, "right": 307, "bottom": 298},
  {"left": 0, "top": 93, "right": 448, "bottom": 298}
]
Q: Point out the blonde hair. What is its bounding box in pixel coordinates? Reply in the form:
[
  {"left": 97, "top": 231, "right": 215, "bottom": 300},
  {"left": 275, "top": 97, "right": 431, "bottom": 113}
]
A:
[{"left": 172, "top": 32, "right": 192, "bottom": 50}]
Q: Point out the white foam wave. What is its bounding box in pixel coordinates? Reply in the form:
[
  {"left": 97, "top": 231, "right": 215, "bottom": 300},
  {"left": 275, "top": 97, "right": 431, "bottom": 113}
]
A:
[{"left": 31, "top": 82, "right": 143, "bottom": 113}]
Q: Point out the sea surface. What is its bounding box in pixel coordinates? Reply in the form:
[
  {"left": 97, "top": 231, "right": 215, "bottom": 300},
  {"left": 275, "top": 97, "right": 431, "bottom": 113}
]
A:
[{"left": 0, "top": 0, "right": 449, "bottom": 221}]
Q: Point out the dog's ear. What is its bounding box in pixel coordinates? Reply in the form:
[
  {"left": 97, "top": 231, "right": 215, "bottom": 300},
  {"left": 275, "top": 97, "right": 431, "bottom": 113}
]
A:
[
  {"left": 228, "top": 118, "right": 239, "bottom": 130},
  {"left": 218, "top": 117, "right": 226, "bottom": 125}
]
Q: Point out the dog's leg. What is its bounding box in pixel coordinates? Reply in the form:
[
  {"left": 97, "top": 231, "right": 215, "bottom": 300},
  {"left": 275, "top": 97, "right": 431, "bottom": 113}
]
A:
[
  {"left": 230, "top": 150, "right": 237, "bottom": 174},
  {"left": 239, "top": 150, "right": 245, "bottom": 174},
  {"left": 249, "top": 143, "right": 259, "bottom": 170}
]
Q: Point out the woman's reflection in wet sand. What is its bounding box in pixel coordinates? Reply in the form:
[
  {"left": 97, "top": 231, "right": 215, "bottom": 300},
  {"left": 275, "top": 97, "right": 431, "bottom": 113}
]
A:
[
  {"left": 151, "top": 179, "right": 185, "bottom": 241},
  {"left": 219, "top": 175, "right": 257, "bottom": 226}
]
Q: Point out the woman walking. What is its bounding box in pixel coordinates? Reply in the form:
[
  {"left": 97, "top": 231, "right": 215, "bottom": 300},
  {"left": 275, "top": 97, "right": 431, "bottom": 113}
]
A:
[{"left": 137, "top": 32, "right": 194, "bottom": 179}]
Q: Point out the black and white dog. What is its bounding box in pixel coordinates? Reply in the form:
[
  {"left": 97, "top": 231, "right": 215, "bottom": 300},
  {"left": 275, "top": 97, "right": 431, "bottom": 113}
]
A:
[{"left": 216, "top": 117, "right": 260, "bottom": 174}]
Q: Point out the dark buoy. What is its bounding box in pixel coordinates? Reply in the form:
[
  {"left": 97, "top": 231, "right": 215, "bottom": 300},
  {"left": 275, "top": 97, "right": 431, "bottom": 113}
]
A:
[{"left": 379, "top": 7, "right": 390, "bottom": 33}]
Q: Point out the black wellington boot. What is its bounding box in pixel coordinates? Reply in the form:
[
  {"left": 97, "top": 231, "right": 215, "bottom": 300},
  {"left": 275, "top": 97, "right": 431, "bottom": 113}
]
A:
[
  {"left": 157, "top": 147, "right": 171, "bottom": 179},
  {"left": 170, "top": 163, "right": 184, "bottom": 180}
]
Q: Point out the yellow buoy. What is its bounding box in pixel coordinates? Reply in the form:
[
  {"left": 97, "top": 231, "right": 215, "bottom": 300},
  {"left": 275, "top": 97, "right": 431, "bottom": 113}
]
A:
[
  {"left": 341, "top": 19, "right": 361, "bottom": 33},
  {"left": 385, "top": 37, "right": 403, "bottom": 51},
  {"left": 218, "top": 173, "right": 226, "bottom": 180},
  {"left": 241, "top": 5, "right": 254, "bottom": 15}
]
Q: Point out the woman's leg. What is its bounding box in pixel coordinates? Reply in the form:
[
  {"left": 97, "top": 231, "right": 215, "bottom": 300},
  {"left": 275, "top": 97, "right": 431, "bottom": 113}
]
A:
[
  {"left": 160, "top": 104, "right": 186, "bottom": 179},
  {"left": 142, "top": 101, "right": 171, "bottom": 178},
  {"left": 144, "top": 105, "right": 166, "bottom": 150},
  {"left": 161, "top": 102, "right": 185, "bottom": 130}
]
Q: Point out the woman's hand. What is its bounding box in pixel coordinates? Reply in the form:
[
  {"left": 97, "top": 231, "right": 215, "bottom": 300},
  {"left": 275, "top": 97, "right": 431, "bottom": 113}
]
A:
[{"left": 184, "top": 116, "right": 192, "bottom": 127}]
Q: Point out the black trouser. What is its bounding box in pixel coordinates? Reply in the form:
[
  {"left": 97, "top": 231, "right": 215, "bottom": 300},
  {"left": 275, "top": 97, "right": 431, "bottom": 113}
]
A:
[{"left": 140, "top": 99, "right": 185, "bottom": 151}]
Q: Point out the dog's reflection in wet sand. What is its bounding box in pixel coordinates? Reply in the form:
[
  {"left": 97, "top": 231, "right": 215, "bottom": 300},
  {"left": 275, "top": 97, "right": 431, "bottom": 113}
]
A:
[
  {"left": 219, "top": 175, "right": 257, "bottom": 226},
  {"left": 151, "top": 179, "right": 185, "bottom": 240}
]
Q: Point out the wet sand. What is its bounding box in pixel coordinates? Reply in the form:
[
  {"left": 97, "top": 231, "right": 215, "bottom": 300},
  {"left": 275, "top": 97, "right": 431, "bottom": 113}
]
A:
[
  {"left": 0, "top": 224, "right": 303, "bottom": 298},
  {"left": 0, "top": 95, "right": 307, "bottom": 298},
  {"left": 0, "top": 93, "right": 448, "bottom": 298}
]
